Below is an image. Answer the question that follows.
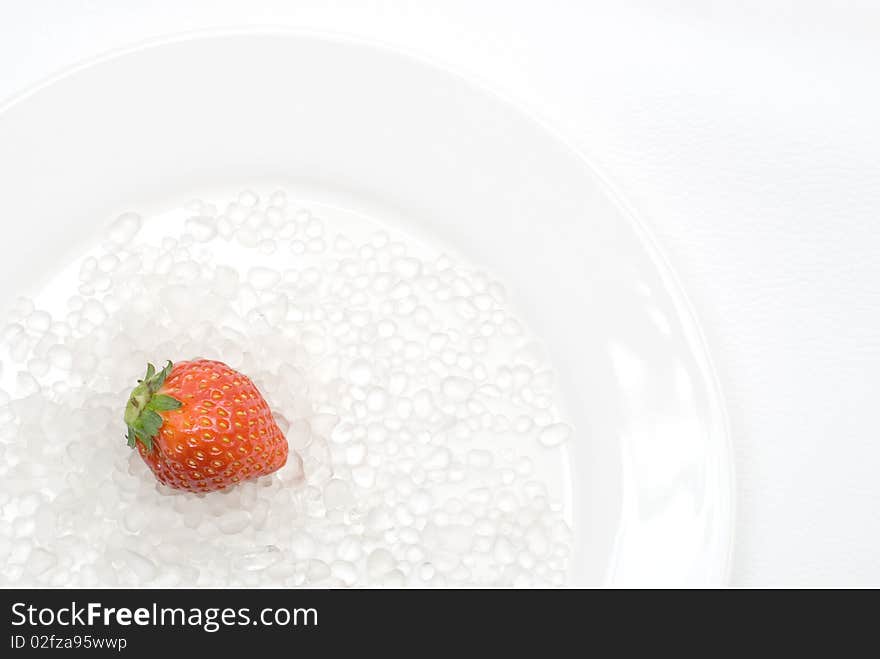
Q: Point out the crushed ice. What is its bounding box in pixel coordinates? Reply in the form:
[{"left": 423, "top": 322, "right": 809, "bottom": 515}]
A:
[{"left": 0, "top": 190, "right": 574, "bottom": 587}]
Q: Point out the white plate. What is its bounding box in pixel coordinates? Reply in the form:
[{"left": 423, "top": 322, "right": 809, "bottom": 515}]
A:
[{"left": 0, "top": 31, "right": 733, "bottom": 586}]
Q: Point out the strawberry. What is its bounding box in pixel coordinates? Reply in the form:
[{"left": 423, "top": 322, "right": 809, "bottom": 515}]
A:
[{"left": 124, "top": 359, "right": 288, "bottom": 493}]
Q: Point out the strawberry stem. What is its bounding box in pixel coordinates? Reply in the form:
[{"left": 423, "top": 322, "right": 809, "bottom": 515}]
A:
[{"left": 124, "top": 361, "right": 182, "bottom": 452}]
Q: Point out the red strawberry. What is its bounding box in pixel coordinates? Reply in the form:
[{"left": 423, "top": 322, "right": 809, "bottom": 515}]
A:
[{"left": 124, "top": 359, "right": 288, "bottom": 493}]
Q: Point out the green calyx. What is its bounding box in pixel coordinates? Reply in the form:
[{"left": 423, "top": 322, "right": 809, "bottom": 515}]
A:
[{"left": 124, "top": 361, "right": 182, "bottom": 452}]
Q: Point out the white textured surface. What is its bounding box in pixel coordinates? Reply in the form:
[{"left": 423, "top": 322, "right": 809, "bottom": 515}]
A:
[{"left": 2, "top": 0, "right": 879, "bottom": 586}]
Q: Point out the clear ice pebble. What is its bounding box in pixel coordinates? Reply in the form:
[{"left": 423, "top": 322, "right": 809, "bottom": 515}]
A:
[
  {"left": 25, "top": 547, "right": 57, "bottom": 576},
  {"left": 427, "top": 333, "right": 449, "bottom": 352},
  {"left": 287, "top": 420, "right": 311, "bottom": 449},
  {"left": 346, "top": 359, "right": 373, "bottom": 387},
  {"left": 391, "top": 257, "right": 422, "bottom": 279},
  {"left": 282, "top": 450, "right": 305, "bottom": 485},
  {"left": 247, "top": 267, "right": 281, "bottom": 290},
  {"left": 238, "top": 190, "right": 259, "bottom": 207},
  {"left": 108, "top": 212, "right": 143, "bottom": 245},
  {"left": 330, "top": 560, "right": 358, "bottom": 587},
  {"left": 17, "top": 372, "right": 40, "bottom": 396},
  {"left": 407, "top": 490, "right": 433, "bottom": 516},
  {"left": 366, "top": 507, "right": 395, "bottom": 533},
  {"left": 323, "top": 479, "right": 355, "bottom": 510},
  {"left": 366, "top": 388, "right": 389, "bottom": 413},
  {"left": 351, "top": 465, "right": 376, "bottom": 489},
  {"left": 538, "top": 423, "right": 573, "bottom": 448},
  {"left": 525, "top": 526, "right": 550, "bottom": 557},
  {"left": 413, "top": 390, "right": 434, "bottom": 418},
  {"left": 218, "top": 510, "right": 251, "bottom": 534},
  {"left": 123, "top": 507, "right": 149, "bottom": 534},
  {"left": 467, "top": 450, "right": 494, "bottom": 469},
  {"left": 27, "top": 358, "right": 49, "bottom": 378},
  {"left": 337, "top": 536, "right": 363, "bottom": 562},
  {"left": 81, "top": 299, "right": 107, "bottom": 325},
  {"left": 233, "top": 545, "right": 281, "bottom": 571},
  {"left": 307, "top": 560, "right": 331, "bottom": 582},
  {"left": 185, "top": 216, "right": 218, "bottom": 242},
  {"left": 425, "top": 447, "right": 451, "bottom": 470},
  {"left": 366, "top": 548, "right": 395, "bottom": 578},
  {"left": 47, "top": 345, "right": 72, "bottom": 370},
  {"left": 269, "top": 190, "right": 288, "bottom": 208},
  {"left": 310, "top": 413, "right": 339, "bottom": 437},
  {"left": 344, "top": 443, "right": 367, "bottom": 466},
  {"left": 123, "top": 550, "right": 158, "bottom": 582},
  {"left": 493, "top": 537, "right": 516, "bottom": 565},
  {"left": 381, "top": 570, "right": 406, "bottom": 587},
  {"left": 441, "top": 376, "right": 474, "bottom": 402},
  {"left": 26, "top": 311, "right": 51, "bottom": 332}
]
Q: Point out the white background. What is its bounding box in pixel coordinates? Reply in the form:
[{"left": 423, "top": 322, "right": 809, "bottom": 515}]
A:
[{"left": 2, "top": 0, "right": 878, "bottom": 586}]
